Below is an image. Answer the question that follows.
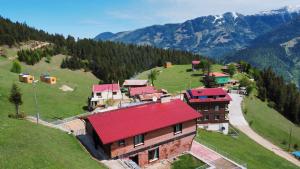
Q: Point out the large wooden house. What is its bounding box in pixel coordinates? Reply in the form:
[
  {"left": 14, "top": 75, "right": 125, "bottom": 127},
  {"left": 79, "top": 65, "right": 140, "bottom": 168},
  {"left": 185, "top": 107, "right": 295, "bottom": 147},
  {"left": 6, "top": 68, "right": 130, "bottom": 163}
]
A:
[
  {"left": 184, "top": 87, "right": 231, "bottom": 134},
  {"left": 85, "top": 99, "right": 200, "bottom": 167}
]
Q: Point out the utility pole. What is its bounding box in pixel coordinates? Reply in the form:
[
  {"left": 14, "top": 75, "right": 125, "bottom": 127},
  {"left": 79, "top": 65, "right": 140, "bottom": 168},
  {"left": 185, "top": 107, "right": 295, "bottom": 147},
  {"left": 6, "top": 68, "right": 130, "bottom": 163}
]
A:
[
  {"left": 33, "top": 80, "right": 39, "bottom": 124},
  {"left": 288, "top": 126, "right": 292, "bottom": 151}
]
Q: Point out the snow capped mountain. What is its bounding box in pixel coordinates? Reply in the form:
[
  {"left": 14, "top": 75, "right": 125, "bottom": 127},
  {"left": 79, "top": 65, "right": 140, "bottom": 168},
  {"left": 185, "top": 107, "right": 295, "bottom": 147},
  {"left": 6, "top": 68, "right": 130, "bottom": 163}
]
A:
[{"left": 95, "top": 6, "right": 300, "bottom": 57}]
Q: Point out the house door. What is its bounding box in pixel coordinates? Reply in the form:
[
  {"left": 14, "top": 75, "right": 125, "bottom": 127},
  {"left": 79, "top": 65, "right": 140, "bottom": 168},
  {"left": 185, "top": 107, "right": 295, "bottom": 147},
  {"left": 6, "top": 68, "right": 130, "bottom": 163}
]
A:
[{"left": 129, "top": 154, "right": 139, "bottom": 165}]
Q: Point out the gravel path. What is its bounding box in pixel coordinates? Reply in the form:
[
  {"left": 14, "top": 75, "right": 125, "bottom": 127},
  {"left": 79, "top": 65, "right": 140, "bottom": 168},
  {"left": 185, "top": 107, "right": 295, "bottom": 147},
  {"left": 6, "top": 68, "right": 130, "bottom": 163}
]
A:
[{"left": 228, "top": 93, "right": 300, "bottom": 167}]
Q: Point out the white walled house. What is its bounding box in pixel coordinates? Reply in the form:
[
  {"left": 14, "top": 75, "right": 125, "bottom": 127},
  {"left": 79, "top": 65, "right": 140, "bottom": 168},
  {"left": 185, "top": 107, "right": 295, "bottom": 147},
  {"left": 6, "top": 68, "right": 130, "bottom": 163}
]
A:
[{"left": 88, "top": 84, "right": 122, "bottom": 109}]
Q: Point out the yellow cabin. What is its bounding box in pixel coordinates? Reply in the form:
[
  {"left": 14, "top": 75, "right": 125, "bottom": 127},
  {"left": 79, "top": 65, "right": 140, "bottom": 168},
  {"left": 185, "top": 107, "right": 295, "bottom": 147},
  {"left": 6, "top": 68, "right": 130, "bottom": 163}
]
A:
[
  {"left": 19, "top": 73, "right": 34, "bottom": 84},
  {"left": 164, "top": 62, "right": 172, "bottom": 68},
  {"left": 40, "top": 74, "right": 57, "bottom": 84}
]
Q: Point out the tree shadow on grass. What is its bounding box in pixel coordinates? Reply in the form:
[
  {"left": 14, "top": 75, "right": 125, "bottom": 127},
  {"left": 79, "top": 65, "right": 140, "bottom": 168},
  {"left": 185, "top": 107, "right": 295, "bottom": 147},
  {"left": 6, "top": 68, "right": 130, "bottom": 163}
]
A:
[{"left": 186, "top": 69, "right": 193, "bottom": 72}]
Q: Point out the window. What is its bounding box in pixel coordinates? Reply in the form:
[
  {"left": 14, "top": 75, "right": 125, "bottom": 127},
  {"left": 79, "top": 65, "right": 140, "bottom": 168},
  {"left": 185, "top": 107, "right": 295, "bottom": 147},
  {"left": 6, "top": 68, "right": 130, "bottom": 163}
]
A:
[
  {"left": 96, "top": 92, "right": 102, "bottom": 97},
  {"left": 134, "top": 134, "right": 144, "bottom": 146},
  {"left": 215, "top": 115, "right": 220, "bottom": 120},
  {"left": 118, "top": 140, "right": 125, "bottom": 146},
  {"left": 112, "top": 91, "right": 117, "bottom": 95},
  {"left": 173, "top": 123, "right": 182, "bottom": 134},
  {"left": 148, "top": 147, "right": 159, "bottom": 162},
  {"left": 204, "top": 115, "right": 209, "bottom": 121},
  {"left": 215, "top": 105, "right": 219, "bottom": 111}
]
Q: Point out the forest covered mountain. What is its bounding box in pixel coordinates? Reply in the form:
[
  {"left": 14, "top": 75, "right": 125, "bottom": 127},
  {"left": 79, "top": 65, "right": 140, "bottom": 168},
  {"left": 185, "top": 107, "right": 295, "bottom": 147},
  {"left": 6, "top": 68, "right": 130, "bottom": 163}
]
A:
[
  {"left": 225, "top": 16, "right": 300, "bottom": 85},
  {"left": 0, "top": 16, "right": 205, "bottom": 83},
  {"left": 95, "top": 6, "right": 300, "bottom": 57}
]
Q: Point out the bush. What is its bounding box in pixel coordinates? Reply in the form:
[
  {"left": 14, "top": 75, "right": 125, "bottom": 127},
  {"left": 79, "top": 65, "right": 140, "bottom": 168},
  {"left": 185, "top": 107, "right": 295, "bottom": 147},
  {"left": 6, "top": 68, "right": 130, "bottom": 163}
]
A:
[
  {"left": 249, "top": 120, "right": 253, "bottom": 126},
  {"left": 243, "top": 107, "right": 248, "bottom": 115},
  {"left": 294, "top": 144, "right": 298, "bottom": 150},
  {"left": 267, "top": 101, "right": 276, "bottom": 109},
  {"left": 8, "top": 112, "right": 26, "bottom": 119},
  {"left": 10, "top": 60, "right": 22, "bottom": 73},
  {"left": 45, "top": 55, "right": 51, "bottom": 63},
  {"left": 281, "top": 140, "right": 287, "bottom": 145}
]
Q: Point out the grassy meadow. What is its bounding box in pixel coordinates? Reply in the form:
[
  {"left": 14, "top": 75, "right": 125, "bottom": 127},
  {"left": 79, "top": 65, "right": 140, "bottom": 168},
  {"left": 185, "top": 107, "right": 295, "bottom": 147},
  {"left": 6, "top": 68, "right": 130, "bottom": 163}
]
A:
[
  {"left": 0, "top": 47, "right": 106, "bottom": 169},
  {"left": 197, "top": 130, "right": 298, "bottom": 169},
  {"left": 136, "top": 64, "right": 223, "bottom": 93},
  {"left": 243, "top": 93, "right": 300, "bottom": 151},
  {"left": 0, "top": 54, "right": 99, "bottom": 121}
]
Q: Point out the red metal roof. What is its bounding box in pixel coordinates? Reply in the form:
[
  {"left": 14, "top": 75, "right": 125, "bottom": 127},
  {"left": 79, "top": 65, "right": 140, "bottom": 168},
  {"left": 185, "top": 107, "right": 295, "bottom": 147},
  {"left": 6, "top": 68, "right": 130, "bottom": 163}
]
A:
[
  {"left": 92, "top": 84, "right": 120, "bottom": 93},
  {"left": 129, "top": 86, "right": 157, "bottom": 96},
  {"left": 186, "top": 88, "right": 232, "bottom": 103},
  {"left": 189, "top": 88, "right": 227, "bottom": 96},
  {"left": 192, "top": 60, "right": 201, "bottom": 65},
  {"left": 209, "top": 72, "right": 229, "bottom": 77},
  {"left": 87, "top": 99, "right": 201, "bottom": 144}
]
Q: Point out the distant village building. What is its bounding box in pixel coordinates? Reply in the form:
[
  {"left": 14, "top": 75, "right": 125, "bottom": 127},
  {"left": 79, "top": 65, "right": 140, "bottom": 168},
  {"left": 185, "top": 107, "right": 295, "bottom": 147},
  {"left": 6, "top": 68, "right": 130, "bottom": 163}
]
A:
[
  {"left": 208, "top": 72, "right": 230, "bottom": 86},
  {"left": 192, "top": 60, "right": 200, "bottom": 71},
  {"left": 19, "top": 73, "right": 34, "bottom": 84},
  {"left": 184, "top": 87, "right": 231, "bottom": 134},
  {"left": 88, "top": 84, "right": 122, "bottom": 109},
  {"left": 123, "top": 80, "right": 148, "bottom": 88},
  {"left": 40, "top": 74, "right": 56, "bottom": 84},
  {"left": 164, "top": 62, "right": 172, "bottom": 68},
  {"left": 129, "top": 86, "right": 170, "bottom": 101},
  {"left": 129, "top": 86, "right": 157, "bottom": 97},
  {"left": 85, "top": 99, "right": 200, "bottom": 167}
]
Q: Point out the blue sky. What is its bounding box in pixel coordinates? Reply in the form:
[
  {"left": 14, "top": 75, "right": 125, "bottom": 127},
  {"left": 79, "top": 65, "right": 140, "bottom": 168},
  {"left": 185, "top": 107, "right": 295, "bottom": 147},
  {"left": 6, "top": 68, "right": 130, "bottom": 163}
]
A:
[{"left": 1, "top": 0, "right": 299, "bottom": 38}]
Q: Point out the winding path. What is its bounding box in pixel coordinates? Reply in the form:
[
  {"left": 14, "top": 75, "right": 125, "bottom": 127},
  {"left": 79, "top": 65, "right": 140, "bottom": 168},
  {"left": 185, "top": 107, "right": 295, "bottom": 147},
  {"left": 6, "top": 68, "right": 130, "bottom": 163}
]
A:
[{"left": 228, "top": 93, "right": 300, "bottom": 167}]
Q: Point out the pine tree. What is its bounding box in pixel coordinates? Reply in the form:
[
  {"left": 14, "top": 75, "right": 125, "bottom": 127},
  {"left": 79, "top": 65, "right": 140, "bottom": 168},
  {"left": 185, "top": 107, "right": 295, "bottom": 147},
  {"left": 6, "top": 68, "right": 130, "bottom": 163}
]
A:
[
  {"left": 10, "top": 60, "right": 22, "bottom": 73},
  {"left": 9, "top": 83, "right": 23, "bottom": 115}
]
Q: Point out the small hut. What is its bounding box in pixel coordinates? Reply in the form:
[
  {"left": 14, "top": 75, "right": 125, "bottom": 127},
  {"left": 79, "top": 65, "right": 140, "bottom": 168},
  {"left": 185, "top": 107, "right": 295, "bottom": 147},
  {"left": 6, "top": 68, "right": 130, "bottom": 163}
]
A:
[
  {"left": 192, "top": 60, "right": 200, "bottom": 71},
  {"left": 19, "top": 73, "right": 34, "bottom": 84},
  {"left": 40, "top": 74, "right": 57, "bottom": 84},
  {"left": 164, "top": 62, "right": 172, "bottom": 68}
]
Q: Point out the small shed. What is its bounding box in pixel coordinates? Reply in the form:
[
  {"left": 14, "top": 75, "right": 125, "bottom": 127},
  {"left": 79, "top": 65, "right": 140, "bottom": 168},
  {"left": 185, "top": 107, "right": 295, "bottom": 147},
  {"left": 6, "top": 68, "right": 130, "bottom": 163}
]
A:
[
  {"left": 19, "top": 73, "right": 34, "bottom": 84},
  {"left": 40, "top": 74, "right": 57, "bottom": 84},
  {"left": 123, "top": 80, "right": 148, "bottom": 88},
  {"left": 192, "top": 60, "right": 200, "bottom": 70},
  {"left": 209, "top": 72, "right": 230, "bottom": 86},
  {"left": 164, "top": 62, "right": 172, "bottom": 68}
]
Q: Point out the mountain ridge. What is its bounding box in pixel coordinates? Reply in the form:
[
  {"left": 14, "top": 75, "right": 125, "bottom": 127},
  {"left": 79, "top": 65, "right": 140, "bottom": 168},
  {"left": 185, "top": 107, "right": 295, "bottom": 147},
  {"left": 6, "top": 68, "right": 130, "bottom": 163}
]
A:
[{"left": 95, "top": 6, "right": 300, "bottom": 57}]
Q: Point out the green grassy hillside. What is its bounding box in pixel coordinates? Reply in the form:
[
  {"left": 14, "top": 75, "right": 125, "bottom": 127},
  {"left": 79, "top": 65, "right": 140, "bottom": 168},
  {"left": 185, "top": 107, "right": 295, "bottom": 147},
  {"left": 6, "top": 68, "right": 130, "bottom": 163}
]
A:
[
  {"left": 0, "top": 47, "right": 105, "bottom": 169},
  {"left": 136, "top": 64, "right": 223, "bottom": 93},
  {"left": 243, "top": 93, "right": 300, "bottom": 151},
  {"left": 0, "top": 117, "right": 105, "bottom": 169},
  {"left": 0, "top": 54, "right": 99, "bottom": 121},
  {"left": 197, "top": 130, "right": 298, "bottom": 169}
]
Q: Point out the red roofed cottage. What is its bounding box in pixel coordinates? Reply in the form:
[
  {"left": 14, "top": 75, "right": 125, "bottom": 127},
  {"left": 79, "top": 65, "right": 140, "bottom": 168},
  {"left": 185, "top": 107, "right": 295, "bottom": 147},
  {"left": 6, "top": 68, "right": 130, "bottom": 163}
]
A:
[
  {"left": 88, "top": 84, "right": 122, "bottom": 109},
  {"left": 85, "top": 99, "right": 201, "bottom": 167},
  {"left": 185, "top": 87, "right": 231, "bottom": 134}
]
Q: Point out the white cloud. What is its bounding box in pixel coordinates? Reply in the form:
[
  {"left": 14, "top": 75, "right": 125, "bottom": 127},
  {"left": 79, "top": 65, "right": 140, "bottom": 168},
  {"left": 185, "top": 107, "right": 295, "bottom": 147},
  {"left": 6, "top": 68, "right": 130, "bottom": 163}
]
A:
[{"left": 146, "top": 0, "right": 300, "bottom": 22}]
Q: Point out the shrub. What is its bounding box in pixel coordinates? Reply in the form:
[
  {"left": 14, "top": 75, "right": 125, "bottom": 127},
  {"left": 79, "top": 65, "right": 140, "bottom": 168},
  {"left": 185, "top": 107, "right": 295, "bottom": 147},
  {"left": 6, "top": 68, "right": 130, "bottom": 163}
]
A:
[
  {"left": 10, "top": 60, "right": 22, "bottom": 73},
  {"left": 45, "top": 55, "right": 51, "bottom": 63},
  {"left": 8, "top": 112, "right": 26, "bottom": 119},
  {"left": 267, "top": 101, "right": 276, "bottom": 109},
  {"left": 281, "top": 140, "right": 287, "bottom": 145},
  {"left": 294, "top": 144, "right": 298, "bottom": 150},
  {"left": 243, "top": 108, "right": 248, "bottom": 115},
  {"left": 249, "top": 120, "right": 253, "bottom": 126}
]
